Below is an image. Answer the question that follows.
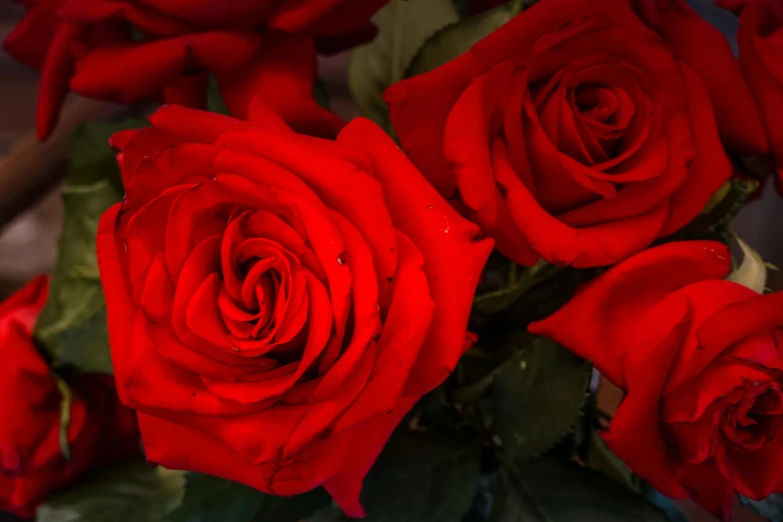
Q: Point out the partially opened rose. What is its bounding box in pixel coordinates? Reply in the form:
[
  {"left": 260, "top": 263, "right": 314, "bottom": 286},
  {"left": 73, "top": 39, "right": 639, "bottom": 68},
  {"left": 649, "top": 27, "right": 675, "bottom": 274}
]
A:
[
  {"left": 0, "top": 277, "right": 139, "bottom": 518},
  {"left": 386, "top": 0, "right": 743, "bottom": 268},
  {"left": 97, "top": 105, "right": 492, "bottom": 515},
  {"left": 529, "top": 241, "right": 783, "bottom": 517},
  {"left": 4, "top": 0, "right": 386, "bottom": 139}
]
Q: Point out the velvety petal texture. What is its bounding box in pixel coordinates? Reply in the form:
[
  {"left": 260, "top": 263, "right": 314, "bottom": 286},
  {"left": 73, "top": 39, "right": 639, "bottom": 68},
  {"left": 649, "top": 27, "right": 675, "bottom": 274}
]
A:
[
  {"left": 3, "top": 0, "right": 387, "bottom": 139},
  {"left": 0, "top": 277, "right": 139, "bottom": 518},
  {"left": 529, "top": 241, "right": 783, "bottom": 518},
  {"left": 720, "top": 0, "right": 783, "bottom": 194},
  {"left": 386, "top": 0, "right": 734, "bottom": 268},
  {"left": 96, "top": 106, "right": 492, "bottom": 515}
]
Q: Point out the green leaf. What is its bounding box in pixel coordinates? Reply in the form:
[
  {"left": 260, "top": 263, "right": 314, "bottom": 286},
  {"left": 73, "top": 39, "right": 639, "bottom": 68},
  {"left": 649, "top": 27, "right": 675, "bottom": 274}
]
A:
[
  {"left": 347, "top": 0, "right": 459, "bottom": 131},
  {"left": 66, "top": 118, "right": 146, "bottom": 190},
  {"left": 491, "top": 335, "right": 591, "bottom": 462},
  {"left": 585, "top": 430, "right": 637, "bottom": 491},
  {"left": 491, "top": 458, "right": 669, "bottom": 522},
  {"left": 740, "top": 493, "right": 783, "bottom": 522},
  {"left": 53, "top": 308, "right": 114, "bottom": 375},
  {"left": 34, "top": 119, "right": 144, "bottom": 373},
  {"left": 52, "top": 375, "right": 73, "bottom": 462},
  {"left": 360, "top": 429, "right": 481, "bottom": 522},
  {"left": 168, "top": 474, "right": 330, "bottom": 522},
  {"left": 36, "top": 462, "right": 185, "bottom": 522},
  {"left": 206, "top": 76, "right": 230, "bottom": 116},
  {"left": 314, "top": 78, "right": 330, "bottom": 110},
  {"left": 406, "top": 5, "right": 514, "bottom": 78}
]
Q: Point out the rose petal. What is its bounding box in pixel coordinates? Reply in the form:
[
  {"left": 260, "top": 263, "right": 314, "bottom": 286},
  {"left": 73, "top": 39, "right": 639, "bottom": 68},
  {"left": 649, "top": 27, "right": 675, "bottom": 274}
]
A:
[
  {"left": 528, "top": 241, "right": 732, "bottom": 386},
  {"left": 602, "top": 300, "right": 692, "bottom": 499},
  {"left": 384, "top": 53, "right": 475, "bottom": 197},
  {"left": 338, "top": 118, "right": 493, "bottom": 396},
  {"left": 323, "top": 396, "right": 418, "bottom": 518},
  {"left": 654, "top": 0, "right": 769, "bottom": 155}
]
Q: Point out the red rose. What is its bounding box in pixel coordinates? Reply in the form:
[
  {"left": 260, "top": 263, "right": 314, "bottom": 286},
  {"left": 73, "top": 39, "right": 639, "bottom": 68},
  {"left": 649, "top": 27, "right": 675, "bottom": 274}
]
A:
[
  {"left": 0, "top": 277, "right": 139, "bottom": 518},
  {"left": 716, "top": 0, "right": 783, "bottom": 192},
  {"left": 386, "top": 0, "right": 742, "bottom": 268},
  {"left": 96, "top": 105, "right": 492, "bottom": 516},
  {"left": 529, "top": 241, "right": 783, "bottom": 518},
  {"left": 3, "top": 0, "right": 387, "bottom": 139}
]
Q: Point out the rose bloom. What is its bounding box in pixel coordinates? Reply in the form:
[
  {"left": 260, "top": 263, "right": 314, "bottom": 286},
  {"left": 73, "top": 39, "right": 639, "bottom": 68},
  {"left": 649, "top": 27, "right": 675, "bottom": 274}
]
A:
[
  {"left": 0, "top": 277, "right": 139, "bottom": 518},
  {"left": 718, "top": 0, "right": 783, "bottom": 193},
  {"left": 96, "top": 105, "right": 492, "bottom": 516},
  {"left": 386, "top": 0, "right": 766, "bottom": 268},
  {"left": 4, "top": 0, "right": 387, "bottom": 139},
  {"left": 529, "top": 241, "right": 783, "bottom": 517}
]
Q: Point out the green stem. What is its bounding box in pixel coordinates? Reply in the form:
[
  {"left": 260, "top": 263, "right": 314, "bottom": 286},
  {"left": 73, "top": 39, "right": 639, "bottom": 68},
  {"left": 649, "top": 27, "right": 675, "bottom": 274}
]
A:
[
  {"left": 509, "top": 0, "right": 525, "bottom": 16},
  {"left": 54, "top": 375, "right": 73, "bottom": 462}
]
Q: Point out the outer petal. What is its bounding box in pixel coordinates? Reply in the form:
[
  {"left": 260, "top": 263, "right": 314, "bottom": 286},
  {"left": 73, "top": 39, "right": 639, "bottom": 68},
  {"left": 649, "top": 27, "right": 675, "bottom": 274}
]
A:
[
  {"left": 528, "top": 241, "right": 732, "bottom": 387},
  {"left": 70, "top": 32, "right": 264, "bottom": 105},
  {"left": 338, "top": 118, "right": 494, "bottom": 396},
  {"left": 384, "top": 53, "right": 474, "bottom": 196},
  {"left": 469, "top": 0, "right": 639, "bottom": 73},
  {"left": 323, "top": 396, "right": 417, "bottom": 517},
  {"left": 216, "top": 34, "right": 345, "bottom": 138},
  {"left": 36, "top": 23, "right": 80, "bottom": 140},
  {"left": 734, "top": 0, "right": 783, "bottom": 192},
  {"left": 653, "top": 0, "right": 769, "bottom": 154},
  {"left": 443, "top": 62, "right": 541, "bottom": 266},
  {"left": 675, "top": 461, "right": 735, "bottom": 518},
  {"left": 0, "top": 276, "right": 49, "bottom": 328},
  {"left": 697, "top": 290, "right": 783, "bottom": 356},
  {"left": 270, "top": 0, "right": 388, "bottom": 37},
  {"left": 602, "top": 298, "right": 693, "bottom": 499},
  {"left": 97, "top": 205, "right": 136, "bottom": 406},
  {"left": 659, "top": 66, "right": 733, "bottom": 236},
  {"left": 137, "top": 411, "right": 351, "bottom": 496},
  {"left": 3, "top": 6, "right": 58, "bottom": 69}
]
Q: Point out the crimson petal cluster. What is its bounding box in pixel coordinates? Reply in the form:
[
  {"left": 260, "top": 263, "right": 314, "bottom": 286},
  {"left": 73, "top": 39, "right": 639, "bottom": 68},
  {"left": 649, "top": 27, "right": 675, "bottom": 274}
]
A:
[{"left": 96, "top": 105, "right": 492, "bottom": 516}]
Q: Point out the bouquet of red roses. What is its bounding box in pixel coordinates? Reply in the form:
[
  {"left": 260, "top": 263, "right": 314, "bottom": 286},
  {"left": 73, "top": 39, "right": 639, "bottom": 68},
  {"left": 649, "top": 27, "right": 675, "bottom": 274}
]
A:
[{"left": 2, "top": 0, "right": 783, "bottom": 520}]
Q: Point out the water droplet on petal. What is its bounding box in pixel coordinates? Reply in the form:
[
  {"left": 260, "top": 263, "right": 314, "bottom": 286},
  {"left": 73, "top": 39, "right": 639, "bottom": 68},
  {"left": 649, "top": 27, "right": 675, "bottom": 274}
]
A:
[
  {"left": 231, "top": 347, "right": 240, "bottom": 353},
  {"left": 428, "top": 206, "right": 434, "bottom": 210},
  {"left": 123, "top": 241, "right": 128, "bottom": 252},
  {"left": 337, "top": 252, "right": 348, "bottom": 265}
]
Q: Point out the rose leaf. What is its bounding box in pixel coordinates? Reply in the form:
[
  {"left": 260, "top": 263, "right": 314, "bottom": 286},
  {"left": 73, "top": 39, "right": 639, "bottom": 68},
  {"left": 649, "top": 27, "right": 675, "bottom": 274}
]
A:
[
  {"left": 359, "top": 428, "right": 482, "bottom": 522},
  {"left": 36, "top": 462, "right": 185, "bottom": 522},
  {"left": 34, "top": 118, "right": 144, "bottom": 374},
  {"left": 206, "top": 75, "right": 230, "bottom": 115},
  {"left": 490, "top": 335, "right": 591, "bottom": 463},
  {"left": 168, "top": 473, "right": 330, "bottom": 522},
  {"left": 406, "top": 4, "right": 514, "bottom": 78},
  {"left": 347, "top": 0, "right": 459, "bottom": 132},
  {"left": 489, "top": 458, "right": 670, "bottom": 521}
]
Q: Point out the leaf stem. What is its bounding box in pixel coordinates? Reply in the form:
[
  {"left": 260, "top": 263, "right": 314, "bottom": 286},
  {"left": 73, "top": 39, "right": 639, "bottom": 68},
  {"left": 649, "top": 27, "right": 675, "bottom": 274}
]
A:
[
  {"left": 509, "top": 0, "right": 525, "bottom": 16},
  {"left": 53, "top": 374, "right": 73, "bottom": 461}
]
